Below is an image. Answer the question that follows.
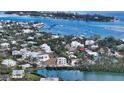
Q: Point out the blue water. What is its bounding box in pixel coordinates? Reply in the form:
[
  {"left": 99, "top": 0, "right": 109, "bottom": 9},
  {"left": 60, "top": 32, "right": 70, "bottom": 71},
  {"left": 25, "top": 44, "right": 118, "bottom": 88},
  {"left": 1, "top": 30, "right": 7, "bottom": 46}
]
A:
[
  {"left": 0, "top": 12, "right": 124, "bottom": 38},
  {"left": 37, "top": 69, "right": 124, "bottom": 81}
]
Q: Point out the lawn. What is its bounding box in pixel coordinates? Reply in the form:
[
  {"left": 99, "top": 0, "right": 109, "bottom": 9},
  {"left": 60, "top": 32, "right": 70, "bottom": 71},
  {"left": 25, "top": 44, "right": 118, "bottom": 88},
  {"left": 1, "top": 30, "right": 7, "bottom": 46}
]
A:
[{"left": 25, "top": 74, "right": 41, "bottom": 81}]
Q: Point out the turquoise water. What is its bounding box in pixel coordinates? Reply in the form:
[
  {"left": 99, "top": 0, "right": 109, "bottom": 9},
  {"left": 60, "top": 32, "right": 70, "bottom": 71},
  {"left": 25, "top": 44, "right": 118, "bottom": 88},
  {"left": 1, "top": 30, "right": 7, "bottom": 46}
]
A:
[
  {"left": 37, "top": 69, "right": 124, "bottom": 81},
  {"left": 0, "top": 12, "right": 124, "bottom": 38}
]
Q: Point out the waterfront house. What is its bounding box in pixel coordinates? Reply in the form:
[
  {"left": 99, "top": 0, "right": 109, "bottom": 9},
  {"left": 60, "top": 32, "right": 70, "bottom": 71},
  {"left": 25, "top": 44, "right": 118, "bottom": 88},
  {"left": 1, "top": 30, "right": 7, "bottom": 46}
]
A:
[
  {"left": 1, "top": 59, "right": 17, "bottom": 67},
  {"left": 12, "top": 70, "right": 25, "bottom": 79},
  {"left": 71, "top": 59, "right": 80, "bottom": 66},
  {"left": 56, "top": 57, "right": 68, "bottom": 66}
]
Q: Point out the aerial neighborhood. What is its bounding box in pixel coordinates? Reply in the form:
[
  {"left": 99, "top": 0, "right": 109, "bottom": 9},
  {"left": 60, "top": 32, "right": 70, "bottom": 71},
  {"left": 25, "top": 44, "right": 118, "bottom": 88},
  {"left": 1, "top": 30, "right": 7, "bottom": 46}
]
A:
[{"left": 0, "top": 12, "right": 124, "bottom": 81}]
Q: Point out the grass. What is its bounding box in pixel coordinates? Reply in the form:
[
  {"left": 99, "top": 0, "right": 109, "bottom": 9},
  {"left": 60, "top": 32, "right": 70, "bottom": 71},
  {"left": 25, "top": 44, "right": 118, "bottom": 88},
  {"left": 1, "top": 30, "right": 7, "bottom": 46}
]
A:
[{"left": 25, "top": 73, "right": 41, "bottom": 81}]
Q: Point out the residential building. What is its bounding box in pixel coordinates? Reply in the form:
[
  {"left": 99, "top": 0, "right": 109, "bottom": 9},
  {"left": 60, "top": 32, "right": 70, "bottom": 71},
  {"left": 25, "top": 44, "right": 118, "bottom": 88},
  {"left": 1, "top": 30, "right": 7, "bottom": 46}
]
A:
[
  {"left": 71, "top": 41, "right": 84, "bottom": 48},
  {"left": 57, "top": 57, "right": 68, "bottom": 66},
  {"left": 1, "top": 59, "right": 17, "bottom": 67},
  {"left": 40, "top": 43, "right": 52, "bottom": 53},
  {"left": 71, "top": 59, "right": 80, "bottom": 66},
  {"left": 12, "top": 70, "right": 25, "bottom": 79},
  {"left": 85, "top": 40, "right": 95, "bottom": 45},
  {"left": 0, "top": 43, "right": 10, "bottom": 48}
]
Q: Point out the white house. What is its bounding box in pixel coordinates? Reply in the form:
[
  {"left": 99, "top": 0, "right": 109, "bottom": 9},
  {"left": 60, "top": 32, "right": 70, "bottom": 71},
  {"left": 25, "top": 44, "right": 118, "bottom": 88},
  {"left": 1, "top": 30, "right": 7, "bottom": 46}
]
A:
[
  {"left": 71, "top": 59, "right": 80, "bottom": 66},
  {"left": 20, "top": 48, "right": 28, "bottom": 55},
  {"left": 22, "top": 51, "right": 32, "bottom": 59},
  {"left": 21, "top": 64, "right": 31, "bottom": 69},
  {"left": 85, "top": 49, "right": 98, "bottom": 57},
  {"left": 27, "top": 36, "right": 34, "bottom": 40},
  {"left": 0, "top": 43, "right": 10, "bottom": 48},
  {"left": 52, "top": 35, "right": 59, "bottom": 39},
  {"left": 69, "top": 54, "right": 77, "bottom": 59},
  {"left": 26, "top": 51, "right": 50, "bottom": 62},
  {"left": 28, "top": 41, "right": 37, "bottom": 45},
  {"left": 71, "top": 41, "right": 84, "bottom": 48},
  {"left": 91, "top": 45, "right": 99, "bottom": 50},
  {"left": 38, "top": 54, "right": 50, "bottom": 62},
  {"left": 30, "top": 52, "right": 40, "bottom": 59},
  {"left": 11, "top": 40, "right": 17, "bottom": 45},
  {"left": 1, "top": 59, "right": 17, "bottom": 67},
  {"left": 12, "top": 50, "right": 21, "bottom": 56},
  {"left": 85, "top": 40, "right": 95, "bottom": 45},
  {"left": 12, "top": 70, "right": 25, "bottom": 79},
  {"left": 20, "top": 44, "right": 28, "bottom": 48},
  {"left": 57, "top": 57, "right": 68, "bottom": 66},
  {"left": 40, "top": 43, "right": 52, "bottom": 53},
  {"left": 22, "top": 29, "right": 33, "bottom": 33}
]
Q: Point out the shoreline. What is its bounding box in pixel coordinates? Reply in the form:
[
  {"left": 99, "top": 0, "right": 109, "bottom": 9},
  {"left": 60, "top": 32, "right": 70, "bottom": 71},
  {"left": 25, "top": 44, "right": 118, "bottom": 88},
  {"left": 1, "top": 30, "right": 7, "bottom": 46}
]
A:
[
  {"left": 5, "top": 11, "right": 117, "bottom": 22},
  {"left": 34, "top": 66, "right": 124, "bottom": 74}
]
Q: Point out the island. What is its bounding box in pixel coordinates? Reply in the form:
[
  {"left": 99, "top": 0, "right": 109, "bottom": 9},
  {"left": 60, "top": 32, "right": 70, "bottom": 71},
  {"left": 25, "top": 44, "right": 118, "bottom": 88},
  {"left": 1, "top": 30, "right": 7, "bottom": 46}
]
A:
[{"left": 5, "top": 11, "right": 119, "bottom": 22}]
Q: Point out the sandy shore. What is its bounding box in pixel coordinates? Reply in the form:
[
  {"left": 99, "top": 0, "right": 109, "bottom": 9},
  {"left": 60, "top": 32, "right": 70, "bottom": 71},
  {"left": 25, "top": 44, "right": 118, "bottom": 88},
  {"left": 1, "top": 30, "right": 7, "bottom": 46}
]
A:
[{"left": 96, "top": 25, "right": 124, "bottom": 32}]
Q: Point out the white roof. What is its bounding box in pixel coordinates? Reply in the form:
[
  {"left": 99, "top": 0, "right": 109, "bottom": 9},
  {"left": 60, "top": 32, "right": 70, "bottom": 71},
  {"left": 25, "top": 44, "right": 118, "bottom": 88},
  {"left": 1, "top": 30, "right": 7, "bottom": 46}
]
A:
[
  {"left": 52, "top": 35, "right": 59, "bottom": 39},
  {"left": 30, "top": 52, "right": 40, "bottom": 58},
  {"left": 71, "top": 41, "right": 84, "bottom": 48},
  {"left": 23, "top": 29, "right": 33, "bottom": 33},
  {"left": 40, "top": 43, "right": 49, "bottom": 48},
  {"left": 21, "top": 64, "right": 31, "bottom": 68},
  {"left": 85, "top": 50, "right": 98, "bottom": 56},
  {"left": 27, "top": 36, "right": 34, "bottom": 40},
  {"left": 11, "top": 41, "right": 16, "bottom": 44},
  {"left": 57, "top": 57, "right": 66, "bottom": 59},
  {"left": 12, "top": 70, "right": 24, "bottom": 75},
  {"left": 85, "top": 40, "right": 95, "bottom": 45},
  {"left": 28, "top": 41, "right": 37, "bottom": 44},
  {"left": 40, "top": 43, "right": 52, "bottom": 53},
  {"left": 91, "top": 45, "right": 99, "bottom": 49},
  {"left": 1, "top": 43, "right": 10, "bottom": 46},
  {"left": 12, "top": 50, "right": 21, "bottom": 55},
  {"left": 2, "top": 59, "right": 16, "bottom": 66}
]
